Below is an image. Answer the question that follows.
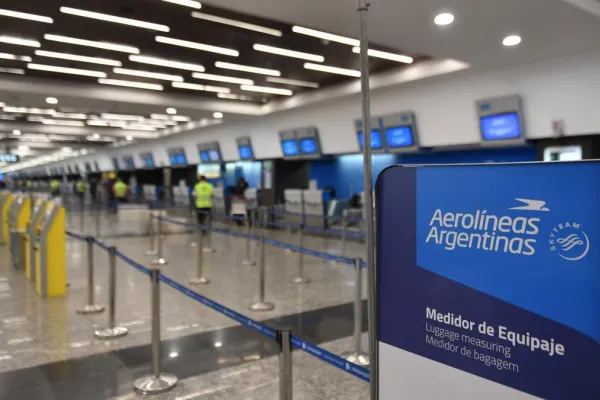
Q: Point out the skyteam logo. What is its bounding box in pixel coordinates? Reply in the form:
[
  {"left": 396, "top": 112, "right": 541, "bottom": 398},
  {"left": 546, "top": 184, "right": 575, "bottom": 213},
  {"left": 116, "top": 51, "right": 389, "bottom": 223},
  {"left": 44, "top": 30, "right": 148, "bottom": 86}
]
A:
[{"left": 549, "top": 223, "right": 589, "bottom": 261}]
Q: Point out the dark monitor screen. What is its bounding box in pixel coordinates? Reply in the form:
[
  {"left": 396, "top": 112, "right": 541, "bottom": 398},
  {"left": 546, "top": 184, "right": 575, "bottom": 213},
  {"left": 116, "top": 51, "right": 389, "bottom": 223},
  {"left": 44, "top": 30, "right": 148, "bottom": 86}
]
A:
[
  {"left": 282, "top": 139, "right": 299, "bottom": 156},
  {"left": 385, "top": 125, "right": 414, "bottom": 148},
  {"left": 480, "top": 112, "right": 521, "bottom": 141},
  {"left": 299, "top": 138, "right": 318, "bottom": 155},
  {"left": 238, "top": 145, "right": 253, "bottom": 160},
  {"left": 112, "top": 157, "right": 120, "bottom": 170},
  {"left": 200, "top": 151, "right": 209, "bottom": 162},
  {"left": 357, "top": 129, "right": 383, "bottom": 150},
  {"left": 208, "top": 150, "right": 220, "bottom": 162}
]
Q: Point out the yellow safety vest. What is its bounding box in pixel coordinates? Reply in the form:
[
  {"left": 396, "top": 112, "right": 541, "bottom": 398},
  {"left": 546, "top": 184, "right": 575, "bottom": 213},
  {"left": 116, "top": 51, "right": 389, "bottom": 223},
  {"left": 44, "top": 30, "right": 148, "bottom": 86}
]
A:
[
  {"left": 76, "top": 180, "right": 86, "bottom": 193},
  {"left": 50, "top": 180, "right": 60, "bottom": 190},
  {"left": 114, "top": 181, "right": 127, "bottom": 198},
  {"left": 194, "top": 181, "right": 213, "bottom": 208}
]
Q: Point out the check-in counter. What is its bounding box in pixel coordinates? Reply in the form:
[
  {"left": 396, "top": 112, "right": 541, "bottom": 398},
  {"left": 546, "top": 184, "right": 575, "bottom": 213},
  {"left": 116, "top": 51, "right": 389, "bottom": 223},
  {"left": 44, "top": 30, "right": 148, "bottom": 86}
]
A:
[
  {"left": 302, "top": 189, "right": 326, "bottom": 229},
  {"left": 0, "top": 192, "right": 14, "bottom": 245},
  {"left": 8, "top": 195, "right": 31, "bottom": 270},
  {"left": 143, "top": 185, "right": 157, "bottom": 203},
  {"left": 284, "top": 189, "right": 303, "bottom": 225},
  {"left": 34, "top": 202, "right": 66, "bottom": 297}
]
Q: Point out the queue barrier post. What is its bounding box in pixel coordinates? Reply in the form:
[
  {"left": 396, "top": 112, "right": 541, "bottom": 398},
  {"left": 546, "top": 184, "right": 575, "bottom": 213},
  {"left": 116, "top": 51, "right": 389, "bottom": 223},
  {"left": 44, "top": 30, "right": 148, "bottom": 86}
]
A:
[
  {"left": 94, "top": 207, "right": 101, "bottom": 238},
  {"left": 341, "top": 257, "right": 369, "bottom": 366},
  {"left": 250, "top": 208, "right": 274, "bottom": 311},
  {"left": 278, "top": 328, "right": 293, "bottom": 400},
  {"left": 189, "top": 226, "right": 210, "bottom": 284},
  {"left": 203, "top": 212, "right": 215, "bottom": 253},
  {"left": 188, "top": 209, "right": 197, "bottom": 248},
  {"left": 341, "top": 210, "right": 348, "bottom": 257},
  {"left": 79, "top": 206, "right": 84, "bottom": 234},
  {"left": 76, "top": 236, "right": 105, "bottom": 315},
  {"left": 284, "top": 222, "right": 293, "bottom": 254},
  {"left": 145, "top": 211, "right": 158, "bottom": 256},
  {"left": 241, "top": 216, "right": 256, "bottom": 266},
  {"left": 291, "top": 223, "right": 309, "bottom": 284},
  {"left": 94, "top": 246, "right": 128, "bottom": 339},
  {"left": 134, "top": 269, "right": 178, "bottom": 394},
  {"left": 151, "top": 215, "right": 168, "bottom": 265}
]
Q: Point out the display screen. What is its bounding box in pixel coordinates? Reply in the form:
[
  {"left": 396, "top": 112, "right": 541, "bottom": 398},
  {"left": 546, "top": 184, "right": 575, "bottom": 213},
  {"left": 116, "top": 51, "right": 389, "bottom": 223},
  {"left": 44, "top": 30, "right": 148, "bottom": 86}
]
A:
[
  {"left": 208, "top": 150, "right": 220, "bottom": 162},
  {"left": 200, "top": 151, "right": 209, "bottom": 162},
  {"left": 357, "top": 129, "right": 383, "bottom": 150},
  {"left": 282, "top": 139, "right": 299, "bottom": 156},
  {"left": 238, "top": 145, "right": 253, "bottom": 160},
  {"left": 169, "top": 153, "right": 187, "bottom": 166},
  {"left": 480, "top": 112, "right": 521, "bottom": 141},
  {"left": 385, "top": 125, "right": 414, "bottom": 148},
  {"left": 141, "top": 153, "right": 155, "bottom": 168},
  {"left": 300, "top": 138, "right": 319, "bottom": 155},
  {"left": 122, "top": 156, "right": 135, "bottom": 170},
  {"left": 112, "top": 157, "right": 120, "bottom": 170}
]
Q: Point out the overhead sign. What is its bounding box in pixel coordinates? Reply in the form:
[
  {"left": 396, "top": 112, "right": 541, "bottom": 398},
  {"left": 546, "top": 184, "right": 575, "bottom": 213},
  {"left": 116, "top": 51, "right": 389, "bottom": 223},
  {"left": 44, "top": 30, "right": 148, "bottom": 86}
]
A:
[
  {"left": 375, "top": 162, "right": 600, "bottom": 399},
  {"left": 0, "top": 154, "right": 19, "bottom": 163}
]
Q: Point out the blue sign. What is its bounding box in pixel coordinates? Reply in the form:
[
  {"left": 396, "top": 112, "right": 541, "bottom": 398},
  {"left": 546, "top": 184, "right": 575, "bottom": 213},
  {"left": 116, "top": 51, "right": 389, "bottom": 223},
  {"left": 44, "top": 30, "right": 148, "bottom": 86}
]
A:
[
  {"left": 376, "top": 162, "right": 600, "bottom": 399},
  {"left": 200, "top": 151, "right": 209, "bottom": 163},
  {"left": 239, "top": 145, "right": 253, "bottom": 160},
  {"left": 282, "top": 139, "right": 299, "bottom": 156},
  {"left": 208, "top": 150, "right": 220, "bottom": 162},
  {"left": 357, "top": 129, "right": 382, "bottom": 150},
  {"left": 143, "top": 155, "right": 154, "bottom": 168},
  {"left": 385, "top": 126, "right": 414, "bottom": 148},
  {"left": 300, "top": 138, "right": 318, "bottom": 155},
  {"left": 480, "top": 112, "right": 521, "bottom": 141}
]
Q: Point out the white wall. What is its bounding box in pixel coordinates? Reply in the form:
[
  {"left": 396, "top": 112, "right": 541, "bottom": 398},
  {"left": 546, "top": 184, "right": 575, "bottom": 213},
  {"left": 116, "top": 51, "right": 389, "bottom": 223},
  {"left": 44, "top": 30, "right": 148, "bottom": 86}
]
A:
[{"left": 43, "top": 49, "right": 600, "bottom": 172}]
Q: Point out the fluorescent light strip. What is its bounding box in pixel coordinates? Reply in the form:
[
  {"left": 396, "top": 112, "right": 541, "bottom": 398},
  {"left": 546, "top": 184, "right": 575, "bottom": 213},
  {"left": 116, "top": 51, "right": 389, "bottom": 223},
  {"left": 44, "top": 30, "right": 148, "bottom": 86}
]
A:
[
  {"left": 240, "top": 85, "right": 292, "bottom": 96},
  {"left": 150, "top": 114, "right": 191, "bottom": 122},
  {"left": 41, "top": 119, "right": 86, "bottom": 127},
  {"left": 0, "top": 67, "right": 24, "bottom": 75},
  {"left": 351, "top": 47, "right": 413, "bottom": 64},
  {"left": 0, "top": 52, "right": 32, "bottom": 62},
  {"left": 123, "top": 125, "right": 157, "bottom": 131},
  {"left": 60, "top": 7, "right": 169, "bottom": 32},
  {"left": 191, "top": 72, "right": 253, "bottom": 85},
  {"left": 162, "top": 0, "right": 201, "bottom": 9},
  {"left": 191, "top": 12, "right": 281, "bottom": 37},
  {"left": 304, "top": 62, "right": 360, "bottom": 77},
  {"left": 98, "top": 78, "right": 163, "bottom": 91},
  {"left": 44, "top": 34, "right": 139, "bottom": 54},
  {"left": 28, "top": 63, "right": 107, "bottom": 77},
  {"left": 0, "top": 36, "right": 40, "bottom": 47},
  {"left": 215, "top": 61, "right": 280, "bottom": 77},
  {"left": 52, "top": 112, "right": 87, "bottom": 120},
  {"left": 0, "top": 8, "right": 53, "bottom": 23},
  {"left": 172, "top": 82, "right": 230, "bottom": 93},
  {"left": 4, "top": 106, "right": 55, "bottom": 114},
  {"left": 113, "top": 67, "right": 183, "bottom": 82},
  {"left": 129, "top": 55, "right": 204, "bottom": 72},
  {"left": 266, "top": 76, "right": 319, "bottom": 88},
  {"left": 292, "top": 26, "right": 359, "bottom": 46},
  {"left": 100, "top": 113, "right": 144, "bottom": 122},
  {"left": 217, "top": 93, "right": 254, "bottom": 101},
  {"left": 35, "top": 50, "right": 122, "bottom": 66},
  {"left": 253, "top": 44, "right": 324, "bottom": 62},
  {"left": 155, "top": 36, "right": 238, "bottom": 57}
]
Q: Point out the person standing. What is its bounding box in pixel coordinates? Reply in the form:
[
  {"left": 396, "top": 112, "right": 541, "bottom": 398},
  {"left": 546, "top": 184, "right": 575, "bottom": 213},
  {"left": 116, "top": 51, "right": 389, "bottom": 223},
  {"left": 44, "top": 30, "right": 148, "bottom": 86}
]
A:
[
  {"left": 113, "top": 177, "right": 129, "bottom": 206},
  {"left": 76, "top": 176, "right": 86, "bottom": 208},
  {"left": 89, "top": 177, "right": 98, "bottom": 203},
  {"left": 50, "top": 178, "right": 60, "bottom": 198},
  {"left": 193, "top": 175, "right": 213, "bottom": 234}
]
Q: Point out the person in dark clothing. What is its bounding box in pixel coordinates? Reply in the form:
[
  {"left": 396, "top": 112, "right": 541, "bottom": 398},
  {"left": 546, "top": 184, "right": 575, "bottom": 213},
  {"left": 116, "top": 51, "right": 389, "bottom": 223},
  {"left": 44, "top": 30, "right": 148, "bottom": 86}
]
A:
[
  {"left": 230, "top": 178, "right": 249, "bottom": 226},
  {"left": 89, "top": 178, "right": 98, "bottom": 203}
]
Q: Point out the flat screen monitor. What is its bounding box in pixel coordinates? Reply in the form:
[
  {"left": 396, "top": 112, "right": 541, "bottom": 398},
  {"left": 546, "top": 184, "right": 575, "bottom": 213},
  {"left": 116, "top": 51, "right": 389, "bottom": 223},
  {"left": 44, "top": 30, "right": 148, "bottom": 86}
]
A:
[
  {"left": 175, "top": 153, "right": 186, "bottom": 165},
  {"left": 385, "top": 125, "right": 414, "bottom": 148},
  {"left": 122, "top": 156, "right": 135, "bottom": 170},
  {"left": 357, "top": 129, "right": 383, "bottom": 150},
  {"left": 208, "top": 150, "right": 220, "bottom": 162},
  {"left": 282, "top": 139, "right": 299, "bottom": 156},
  {"left": 300, "top": 137, "right": 318, "bottom": 155},
  {"left": 238, "top": 145, "right": 253, "bottom": 160},
  {"left": 480, "top": 112, "right": 521, "bottom": 141},
  {"left": 112, "top": 157, "right": 120, "bottom": 171},
  {"left": 200, "top": 151, "right": 209, "bottom": 163},
  {"left": 142, "top": 154, "right": 155, "bottom": 168}
]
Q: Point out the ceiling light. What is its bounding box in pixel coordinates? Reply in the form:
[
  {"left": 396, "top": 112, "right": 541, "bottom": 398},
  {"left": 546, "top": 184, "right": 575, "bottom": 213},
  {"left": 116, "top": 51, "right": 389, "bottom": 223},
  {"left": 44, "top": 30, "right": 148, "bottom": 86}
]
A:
[
  {"left": 503, "top": 35, "right": 522, "bottom": 47},
  {"left": 351, "top": 47, "right": 413, "bottom": 64},
  {"left": 5, "top": 106, "right": 55, "bottom": 114},
  {"left": 113, "top": 67, "right": 183, "bottom": 82},
  {"left": 126, "top": 135, "right": 134, "bottom": 141},
  {"left": 0, "top": 52, "right": 31, "bottom": 62},
  {"left": 53, "top": 112, "right": 87, "bottom": 119},
  {"left": 213, "top": 112, "right": 223, "bottom": 119},
  {"left": 0, "top": 36, "right": 40, "bottom": 48},
  {"left": 191, "top": 12, "right": 282, "bottom": 37},
  {"left": 253, "top": 44, "right": 324, "bottom": 62},
  {"left": 304, "top": 62, "right": 360, "bottom": 77},
  {"left": 166, "top": 108, "right": 177, "bottom": 115},
  {"left": 0, "top": 67, "right": 24, "bottom": 75},
  {"left": 292, "top": 26, "right": 359, "bottom": 46},
  {"left": 240, "top": 85, "right": 293, "bottom": 96},
  {"left": 101, "top": 113, "right": 144, "bottom": 122},
  {"left": 169, "top": 351, "right": 179, "bottom": 358},
  {"left": 45, "top": 97, "right": 58, "bottom": 105},
  {"left": 215, "top": 61, "right": 280, "bottom": 77},
  {"left": 434, "top": 13, "right": 454, "bottom": 26},
  {"left": 171, "top": 81, "right": 231, "bottom": 93},
  {"left": 191, "top": 72, "right": 253, "bottom": 85},
  {"left": 62, "top": 146, "right": 72, "bottom": 152},
  {"left": 35, "top": 50, "right": 122, "bottom": 66},
  {"left": 60, "top": 7, "right": 170, "bottom": 32},
  {"left": 12, "top": 130, "right": 21, "bottom": 136},
  {"left": 28, "top": 63, "right": 107, "bottom": 78},
  {"left": 41, "top": 119, "right": 86, "bottom": 127},
  {"left": 151, "top": 114, "right": 191, "bottom": 121},
  {"left": 128, "top": 55, "right": 204, "bottom": 72},
  {"left": 18, "top": 145, "right": 29, "bottom": 151},
  {"left": 266, "top": 77, "right": 319, "bottom": 88},
  {"left": 162, "top": 0, "right": 201, "bottom": 9},
  {"left": 98, "top": 78, "right": 164, "bottom": 91},
  {"left": 155, "top": 36, "right": 238, "bottom": 57},
  {"left": 92, "top": 133, "right": 100, "bottom": 139},
  {"left": 217, "top": 93, "right": 254, "bottom": 101},
  {"left": 0, "top": 8, "right": 52, "bottom": 23},
  {"left": 44, "top": 34, "right": 139, "bottom": 54},
  {"left": 123, "top": 125, "right": 156, "bottom": 132},
  {"left": 80, "top": 149, "right": 88, "bottom": 155},
  {"left": 214, "top": 341, "right": 223, "bottom": 348}
]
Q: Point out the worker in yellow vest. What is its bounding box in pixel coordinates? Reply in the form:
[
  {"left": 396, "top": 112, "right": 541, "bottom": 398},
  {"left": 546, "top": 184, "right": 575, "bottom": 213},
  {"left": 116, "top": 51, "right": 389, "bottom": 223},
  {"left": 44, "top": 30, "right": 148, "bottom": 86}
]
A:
[
  {"left": 193, "top": 175, "right": 213, "bottom": 234},
  {"left": 50, "top": 178, "right": 60, "bottom": 197},
  {"left": 113, "top": 178, "right": 129, "bottom": 204},
  {"left": 76, "top": 176, "right": 86, "bottom": 207}
]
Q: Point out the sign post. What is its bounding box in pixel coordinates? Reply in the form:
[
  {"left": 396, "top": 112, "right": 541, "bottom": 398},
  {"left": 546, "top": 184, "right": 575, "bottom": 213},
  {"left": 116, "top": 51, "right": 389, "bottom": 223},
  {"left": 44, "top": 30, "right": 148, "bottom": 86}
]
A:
[{"left": 374, "top": 162, "right": 600, "bottom": 399}]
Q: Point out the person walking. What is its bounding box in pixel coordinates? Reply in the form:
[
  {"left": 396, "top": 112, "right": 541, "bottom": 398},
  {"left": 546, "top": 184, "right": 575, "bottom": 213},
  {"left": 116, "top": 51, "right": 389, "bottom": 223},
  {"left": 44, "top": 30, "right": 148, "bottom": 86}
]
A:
[{"left": 193, "top": 175, "right": 213, "bottom": 234}]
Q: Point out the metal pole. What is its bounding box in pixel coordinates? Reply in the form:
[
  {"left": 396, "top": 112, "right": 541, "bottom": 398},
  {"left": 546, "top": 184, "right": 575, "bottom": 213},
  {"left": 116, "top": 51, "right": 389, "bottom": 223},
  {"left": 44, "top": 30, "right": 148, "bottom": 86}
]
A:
[
  {"left": 203, "top": 212, "right": 215, "bottom": 253},
  {"left": 151, "top": 215, "right": 168, "bottom": 265},
  {"left": 145, "top": 211, "right": 157, "bottom": 256},
  {"left": 94, "top": 246, "right": 128, "bottom": 339},
  {"left": 77, "top": 237, "right": 105, "bottom": 314},
  {"left": 134, "top": 269, "right": 178, "bottom": 394},
  {"left": 188, "top": 209, "right": 197, "bottom": 247},
  {"left": 357, "top": 0, "right": 377, "bottom": 397},
  {"left": 249, "top": 228, "right": 274, "bottom": 311},
  {"left": 341, "top": 258, "right": 369, "bottom": 366},
  {"left": 278, "top": 328, "right": 293, "bottom": 400},
  {"left": 190, "top": 227, "right": 210, "bottom": 284},
  {"left": 284, "top": 222, "right": 293, "bottom": 254},
  {"left": 94, "top": 206, "right": 101, "bottom": 238},
  {"left": 291, "top": 224, "right": 309, "bottom": 284},
  {"left": 79, "top": 206, "right": 84, "bottom": 234},
  {"left": 342, "top": 210, "right": 348, "bottom": 255},
  {"left": 241, "top": 216, "right": 256, "bottom": 266}
]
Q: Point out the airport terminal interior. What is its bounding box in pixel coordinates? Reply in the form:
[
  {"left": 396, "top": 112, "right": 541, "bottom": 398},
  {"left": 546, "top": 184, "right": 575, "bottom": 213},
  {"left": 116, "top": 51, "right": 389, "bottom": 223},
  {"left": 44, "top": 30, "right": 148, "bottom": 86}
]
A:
[{"left": 0, "top": 0, "right": 599, "bottom": 399}]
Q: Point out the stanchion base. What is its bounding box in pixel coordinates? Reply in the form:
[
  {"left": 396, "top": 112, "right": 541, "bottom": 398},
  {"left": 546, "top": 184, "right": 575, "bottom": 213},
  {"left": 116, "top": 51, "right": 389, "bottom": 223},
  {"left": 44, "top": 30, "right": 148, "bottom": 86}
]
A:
[
  {"left": 249, "top": 302, "right": 275, "bottom": 312},
  {"left": 241, "top": 260, "right": 256, "bottom": 266},
  {"left": 203, "top": 247, "right": 216, "bottom": 253},
  {"left": 189, "top": 277, "right": 210, "bottom": 284},
  {"left": 145, "top": 250, "right": 158, "bottom": 256},
  {"left": 189, "top": 242, "right": 197, "bottom": 247},
  {"left": 94, "top": 326, "right": 128, "bottom": 340},
  {"left": 341, "top": 351, "right": 370, "bottom": 367},
  {"left": 151, "top": 258, "right": 168, "bottom": 265},
  {"left": 134, "top": 373, "right": 178, "bottom": 395},
  {"left": 76, "top": 304, "right": 105, "bottom": 315},
  {"left": 291, "top": 276, "right": 310, "bottom": 284}
]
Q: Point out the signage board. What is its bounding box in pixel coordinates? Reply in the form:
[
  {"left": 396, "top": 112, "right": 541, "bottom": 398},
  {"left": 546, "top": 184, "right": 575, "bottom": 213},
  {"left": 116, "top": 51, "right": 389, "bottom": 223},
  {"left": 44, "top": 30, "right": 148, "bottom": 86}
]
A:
[{"left": 375, "top": 162, "right": 600, "bottom": 399}]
